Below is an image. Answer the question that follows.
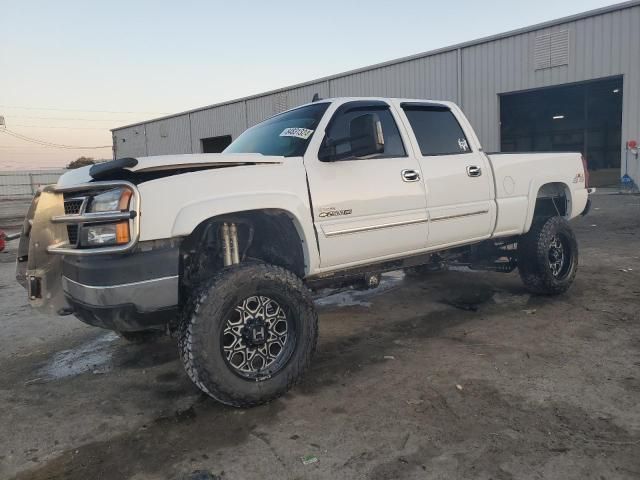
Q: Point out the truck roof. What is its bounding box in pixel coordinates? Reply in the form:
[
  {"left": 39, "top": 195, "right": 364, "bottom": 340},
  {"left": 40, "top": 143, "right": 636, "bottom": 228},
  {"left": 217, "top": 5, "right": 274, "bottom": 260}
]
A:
[{"left": 299, "top": 97, "right": 455, "bottom": 108}]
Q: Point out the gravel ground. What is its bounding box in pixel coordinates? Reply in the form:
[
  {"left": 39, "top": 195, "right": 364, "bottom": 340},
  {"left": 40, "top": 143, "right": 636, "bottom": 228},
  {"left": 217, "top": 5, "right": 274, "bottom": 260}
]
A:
[{"left": 1, "top": 193, "right": 639, "bottom": 480}]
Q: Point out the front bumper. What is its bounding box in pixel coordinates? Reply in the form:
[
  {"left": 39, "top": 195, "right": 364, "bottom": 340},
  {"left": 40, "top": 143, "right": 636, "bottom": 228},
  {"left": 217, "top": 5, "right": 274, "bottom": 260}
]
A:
[
  {"left": 61, "top": 239, "right": 181, "bottom": 331},
  {"left": 16, "top": 181, "right": 142, "bottom": 315},
  {"left": 16, "top": 182, "right": 182, "bottom": 331}
]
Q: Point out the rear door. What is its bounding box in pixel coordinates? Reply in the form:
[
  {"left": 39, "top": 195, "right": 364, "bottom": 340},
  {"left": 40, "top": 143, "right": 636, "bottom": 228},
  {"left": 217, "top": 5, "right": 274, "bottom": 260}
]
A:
[
  {"left": 304, "top": 100, "right": 428, "bottom": 269},
  {"left": 397, "top": 102, "right": 495, "bottom": 247}
]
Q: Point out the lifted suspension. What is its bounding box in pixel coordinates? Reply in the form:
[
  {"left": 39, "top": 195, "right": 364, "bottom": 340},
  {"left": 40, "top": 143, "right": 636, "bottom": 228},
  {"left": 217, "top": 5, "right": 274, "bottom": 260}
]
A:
[{"left": 221, "top": 222, "right": 241, "bottom": 266}]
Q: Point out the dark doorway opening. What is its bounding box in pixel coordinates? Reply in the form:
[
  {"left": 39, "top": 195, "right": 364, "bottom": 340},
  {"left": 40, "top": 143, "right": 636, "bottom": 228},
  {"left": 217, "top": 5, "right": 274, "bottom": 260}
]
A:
[
  {"left": 500, "top": 77, "right": 623, "bottom": 187},
  {"left": 201, "top": 135, "right": 232, "bottom": 153}
]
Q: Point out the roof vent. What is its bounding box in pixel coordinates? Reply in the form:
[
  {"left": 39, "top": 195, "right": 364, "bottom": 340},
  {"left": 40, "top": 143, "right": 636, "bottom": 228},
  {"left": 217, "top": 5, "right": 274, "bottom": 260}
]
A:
[
  {"left": 550, "top": 30, "right": 569, "bottom": 67},
  {"left": 535, "top": 29, "right": 569, "bottom": 70}
]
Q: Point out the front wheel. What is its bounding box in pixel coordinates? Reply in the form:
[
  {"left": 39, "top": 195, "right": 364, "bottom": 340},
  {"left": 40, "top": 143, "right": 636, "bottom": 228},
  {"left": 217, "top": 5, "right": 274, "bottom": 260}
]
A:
[
  {"left": 178, "top": 262, "right": 318, "bottom": 407},
  {"left": 518, "top": 216, "right": 578, "bottom": 295}
]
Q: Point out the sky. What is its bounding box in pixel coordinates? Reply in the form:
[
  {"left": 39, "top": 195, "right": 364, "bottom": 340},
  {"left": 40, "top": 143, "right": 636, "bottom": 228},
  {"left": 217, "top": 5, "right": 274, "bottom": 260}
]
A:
[{"left": 0, "top": 0, "right": 622, "bottom": 170}]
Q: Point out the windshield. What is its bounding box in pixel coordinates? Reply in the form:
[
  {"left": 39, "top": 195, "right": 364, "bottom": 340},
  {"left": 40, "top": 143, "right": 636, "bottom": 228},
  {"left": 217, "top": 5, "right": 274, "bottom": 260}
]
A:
[{"left": 224, "top": 102, "right": 330, "bottom": 157}]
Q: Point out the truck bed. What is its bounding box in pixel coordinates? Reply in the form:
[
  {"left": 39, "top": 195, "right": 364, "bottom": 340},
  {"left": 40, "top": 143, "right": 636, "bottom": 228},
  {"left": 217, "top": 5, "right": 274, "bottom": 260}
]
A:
[{"left": 486, "top": 152, "right": 589, "bottom": 237}]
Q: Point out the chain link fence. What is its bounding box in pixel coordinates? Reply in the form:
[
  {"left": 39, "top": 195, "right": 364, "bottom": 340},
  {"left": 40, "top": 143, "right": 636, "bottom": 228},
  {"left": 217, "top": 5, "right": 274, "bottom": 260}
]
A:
[{"left": 0, "top": 170, "right": 66, "bottom": 199}]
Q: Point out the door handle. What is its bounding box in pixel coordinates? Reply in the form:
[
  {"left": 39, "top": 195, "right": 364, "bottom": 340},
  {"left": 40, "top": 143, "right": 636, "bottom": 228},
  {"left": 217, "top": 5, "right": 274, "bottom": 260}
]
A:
[
  {"left": 466, "top": 165, "right": 482, "bottom": 177},
  {"left": 401, "top": 169, "right": 420, "bottom": 182}
]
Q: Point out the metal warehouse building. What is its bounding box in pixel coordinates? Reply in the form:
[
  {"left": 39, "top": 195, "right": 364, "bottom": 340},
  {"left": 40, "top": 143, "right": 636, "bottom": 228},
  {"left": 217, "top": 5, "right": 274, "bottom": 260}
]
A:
[{"left": 112, "top": 1, "right": 640, "bottom": 188}]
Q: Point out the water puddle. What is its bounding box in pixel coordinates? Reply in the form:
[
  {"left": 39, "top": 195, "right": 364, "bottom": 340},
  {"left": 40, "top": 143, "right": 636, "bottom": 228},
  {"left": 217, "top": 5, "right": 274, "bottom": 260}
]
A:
[
  {"left": 37, "top": 332, "right": 119, "bottom": 380},
  {"left": 314, "top": 270, "right": 405, "bottom": 308}
]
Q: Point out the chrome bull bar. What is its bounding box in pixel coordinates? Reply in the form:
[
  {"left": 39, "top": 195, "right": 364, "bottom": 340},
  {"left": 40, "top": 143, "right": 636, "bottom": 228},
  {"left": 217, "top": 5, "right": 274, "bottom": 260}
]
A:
[{"left": 16, "top": 181, "right": 141, "bottom": 314}]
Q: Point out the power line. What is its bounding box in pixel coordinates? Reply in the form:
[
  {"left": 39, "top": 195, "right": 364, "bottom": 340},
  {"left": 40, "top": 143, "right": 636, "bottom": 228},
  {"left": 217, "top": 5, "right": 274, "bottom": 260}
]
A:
[
  {"left": 10, "top": 124, "right": 111, "bottom": 130},
  {"left": 1, "top": 128, "right": 111, "bottom": 149},
  {"left": 0, "top": 145, "right": 69, "bottom": 149},
  {"left": 9, "top": 115, "right": 133, "bottom": 122},
  {"left": 0, "top": 105, "right": 170, "bottom": 114},
  {"left": 0, "top": 128, "right": 112, "bottom": 149},
  {"left": 0, "top": 150, "right": 74, "bottom": 155}
]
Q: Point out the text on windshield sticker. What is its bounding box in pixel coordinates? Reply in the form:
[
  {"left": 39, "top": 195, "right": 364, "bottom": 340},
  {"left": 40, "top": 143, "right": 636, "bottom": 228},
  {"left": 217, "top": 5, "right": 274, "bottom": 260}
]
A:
[{"left": 280, "top": 127, "right": 314, "bottom": 140}]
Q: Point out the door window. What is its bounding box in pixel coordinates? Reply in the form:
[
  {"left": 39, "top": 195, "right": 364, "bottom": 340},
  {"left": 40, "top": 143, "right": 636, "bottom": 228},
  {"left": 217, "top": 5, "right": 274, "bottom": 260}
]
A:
[
  {"left": 319, "top": 101, "right": 406, "bottom": 161},
  {"left": 402, "top": 104, "right": 471, "bottom": 156}
]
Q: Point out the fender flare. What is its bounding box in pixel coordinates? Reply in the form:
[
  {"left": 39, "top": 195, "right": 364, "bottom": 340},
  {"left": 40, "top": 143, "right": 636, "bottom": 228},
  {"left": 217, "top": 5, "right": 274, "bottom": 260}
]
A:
[{"left": 171, "top": 192, "right": 319, "bottom": 274}]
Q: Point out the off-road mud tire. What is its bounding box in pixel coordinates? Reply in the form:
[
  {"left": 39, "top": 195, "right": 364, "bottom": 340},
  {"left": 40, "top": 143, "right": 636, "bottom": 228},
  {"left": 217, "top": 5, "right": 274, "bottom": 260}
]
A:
[
  {"left": 178, "top": 262, "right": 318, "bottom": 408},
  {"left": 518, "top": 216, "right": 578, "bottom": 295}
]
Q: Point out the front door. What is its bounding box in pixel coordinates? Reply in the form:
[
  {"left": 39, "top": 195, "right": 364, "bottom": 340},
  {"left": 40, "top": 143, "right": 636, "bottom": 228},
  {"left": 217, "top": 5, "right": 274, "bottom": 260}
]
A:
[
  {"left": 304, "top": 100, "right": 428, "bottom": 269},
  {"left": 397, "top": 102, "right": 495, "bottom": 247}
]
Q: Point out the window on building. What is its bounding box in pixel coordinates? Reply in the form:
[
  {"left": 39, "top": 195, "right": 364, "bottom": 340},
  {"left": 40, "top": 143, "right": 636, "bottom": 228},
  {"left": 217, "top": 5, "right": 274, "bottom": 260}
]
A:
[
  {"left": 201, "top": 135, "right": 232, "bottom": 153},
  {"left": 320, "top": 102, "right": 406, "bottom": 161},
  {"left": 402, "top": 105, "right": 471, "bottom": 156}
]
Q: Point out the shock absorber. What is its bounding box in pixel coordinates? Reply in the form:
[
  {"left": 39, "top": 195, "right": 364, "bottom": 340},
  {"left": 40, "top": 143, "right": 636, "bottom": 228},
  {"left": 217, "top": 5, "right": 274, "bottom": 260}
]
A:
[
  {"left": 221, "top": 222, "right": 240, "bottom": 266},
  {"left": 230, "top": 223, "right": 240, "bottom": 264}
]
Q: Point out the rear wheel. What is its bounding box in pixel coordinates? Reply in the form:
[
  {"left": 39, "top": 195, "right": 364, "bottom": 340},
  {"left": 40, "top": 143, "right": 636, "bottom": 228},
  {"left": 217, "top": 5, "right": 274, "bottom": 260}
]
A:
[
  {"left": 518, "top": 216, "right": 578, "bottom": 295},
  {"left": 178, "top": 262, "right": 318, "bottom": 407}
]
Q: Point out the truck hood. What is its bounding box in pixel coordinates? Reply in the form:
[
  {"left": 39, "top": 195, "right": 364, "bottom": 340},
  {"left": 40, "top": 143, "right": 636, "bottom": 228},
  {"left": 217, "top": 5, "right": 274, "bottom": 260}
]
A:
[{"left": 57, "top": 153, "right": 284, "bottom": 187}]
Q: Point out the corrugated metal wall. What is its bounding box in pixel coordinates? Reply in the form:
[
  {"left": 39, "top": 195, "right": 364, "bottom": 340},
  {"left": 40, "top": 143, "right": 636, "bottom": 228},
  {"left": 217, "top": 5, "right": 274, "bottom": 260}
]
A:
[
  {"left": 112, "top": 3, "right": 640, "bottom": 183},
  {"left": 112, "top": 125, "right": 147, "bottom": 158},
  {"left": 190, "top": 102, "right": 246, "bottom": 152},
  {"left": 246, "top": 82, "right": 330, "bottom": 127},
  {"left": 460, "top": 4, "right": 640, "bottom": 159},
  {"left": 145, "top": 114, "right": 192, "bottom": 156},
  {"left": 328, "top": 51, "right": 459, "bottom": 101}
]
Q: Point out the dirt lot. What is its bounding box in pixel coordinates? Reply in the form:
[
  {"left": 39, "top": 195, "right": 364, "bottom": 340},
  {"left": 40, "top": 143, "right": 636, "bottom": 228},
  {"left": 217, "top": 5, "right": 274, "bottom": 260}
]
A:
[{"left": 1, "top": 193, "right": 639, "bottom": 480}]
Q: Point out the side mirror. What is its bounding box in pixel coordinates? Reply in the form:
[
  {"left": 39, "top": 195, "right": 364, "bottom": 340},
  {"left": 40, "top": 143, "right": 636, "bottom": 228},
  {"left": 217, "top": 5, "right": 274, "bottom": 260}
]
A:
[
  {"left": 349, "top": 113, "right": 385, "bottom": 158},
  {"left": 318, "top": 112, "right": 385, "bottom": 161}
]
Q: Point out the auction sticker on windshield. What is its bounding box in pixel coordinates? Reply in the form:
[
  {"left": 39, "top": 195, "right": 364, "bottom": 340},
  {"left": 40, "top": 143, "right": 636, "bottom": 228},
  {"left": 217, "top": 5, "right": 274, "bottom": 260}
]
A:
[{"left": 280, "top": 127, "right": 314, "bottom": 139}]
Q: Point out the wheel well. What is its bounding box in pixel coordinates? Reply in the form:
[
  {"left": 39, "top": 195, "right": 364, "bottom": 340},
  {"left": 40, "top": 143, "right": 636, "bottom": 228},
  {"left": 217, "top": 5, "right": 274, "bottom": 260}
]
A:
[
  {"left": 533, "top": 182, "right": 570, "bottom": 219},
  {"left": 179, "top": 209, "right": 306, "bottom": 299}
]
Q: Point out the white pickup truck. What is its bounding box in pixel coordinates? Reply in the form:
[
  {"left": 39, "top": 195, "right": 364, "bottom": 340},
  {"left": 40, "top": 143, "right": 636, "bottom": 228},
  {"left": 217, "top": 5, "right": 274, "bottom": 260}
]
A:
[{"left": 17, "top": 97, "right": 592, "bottom": 407}]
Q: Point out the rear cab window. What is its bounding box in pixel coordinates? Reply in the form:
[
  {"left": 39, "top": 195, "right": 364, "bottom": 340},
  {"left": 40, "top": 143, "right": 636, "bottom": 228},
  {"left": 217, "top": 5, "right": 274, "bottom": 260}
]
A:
[{"left": 401, "top": 104, "right": 471, "bottom": 156}]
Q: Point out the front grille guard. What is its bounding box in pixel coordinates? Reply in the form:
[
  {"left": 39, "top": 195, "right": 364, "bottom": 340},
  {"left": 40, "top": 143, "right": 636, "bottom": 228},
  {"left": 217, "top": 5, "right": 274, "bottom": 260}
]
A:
[
  {"left": 47, "top": 180, "right": 141, "bottom": 256},
  {"left": 16, "top": 181, "right": 140, "bottom": 314}
]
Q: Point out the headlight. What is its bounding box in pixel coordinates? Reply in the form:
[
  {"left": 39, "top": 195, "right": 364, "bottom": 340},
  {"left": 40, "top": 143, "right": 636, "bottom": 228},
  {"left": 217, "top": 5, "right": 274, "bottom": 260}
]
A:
[
  {"left": 81, "top": 222, "right": 130, "bottom": 246},
  {"left": 81, "top": 187, "right": 133, "bottom": 247},
  {"left": 88, "top": 188, "right": 132, "bottom": 213}
]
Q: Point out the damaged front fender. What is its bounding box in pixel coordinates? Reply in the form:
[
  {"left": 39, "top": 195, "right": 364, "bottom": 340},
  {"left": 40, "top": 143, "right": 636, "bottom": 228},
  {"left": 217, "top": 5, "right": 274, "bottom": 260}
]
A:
[{"left": 16, "top": 186, "right": 70, "bottom": 315}]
